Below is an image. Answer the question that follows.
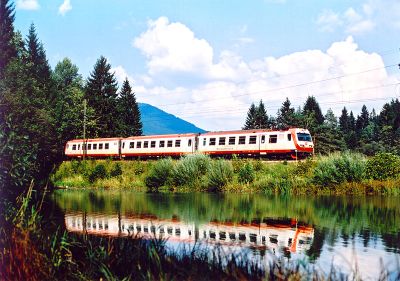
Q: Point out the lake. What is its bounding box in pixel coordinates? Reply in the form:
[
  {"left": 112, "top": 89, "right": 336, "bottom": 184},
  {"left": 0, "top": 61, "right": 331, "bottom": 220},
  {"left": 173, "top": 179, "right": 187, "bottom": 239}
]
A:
[{"left": 50, "top": 190, "right": 400, "bottom": 279}]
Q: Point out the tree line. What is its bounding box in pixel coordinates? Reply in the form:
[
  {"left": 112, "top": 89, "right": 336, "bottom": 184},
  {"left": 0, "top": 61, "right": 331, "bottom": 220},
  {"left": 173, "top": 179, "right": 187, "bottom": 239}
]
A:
[
  {"left": 243, "top": 97, "right": 400, "bottom": 155},
  {"left": 0, "top": 0, "right": 142, "bottom": 196}
]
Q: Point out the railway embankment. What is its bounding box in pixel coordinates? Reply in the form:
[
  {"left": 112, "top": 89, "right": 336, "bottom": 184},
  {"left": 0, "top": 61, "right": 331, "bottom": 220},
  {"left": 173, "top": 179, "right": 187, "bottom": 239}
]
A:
[{"left": 52, "top": 152, "right": 400, "bottom": 195}]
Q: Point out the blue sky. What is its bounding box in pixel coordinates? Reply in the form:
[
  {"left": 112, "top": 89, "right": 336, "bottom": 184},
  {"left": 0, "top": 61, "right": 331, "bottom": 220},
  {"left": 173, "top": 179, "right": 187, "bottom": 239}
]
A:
[{"left": 14, "top": 0, "right": 400, "bottom": 130}]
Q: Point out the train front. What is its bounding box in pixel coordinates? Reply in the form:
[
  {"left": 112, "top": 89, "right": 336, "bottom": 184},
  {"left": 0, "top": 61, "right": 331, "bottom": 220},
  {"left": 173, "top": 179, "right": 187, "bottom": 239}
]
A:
[{"left": 292, "top": 128, "right": 314, "bottom": 158}]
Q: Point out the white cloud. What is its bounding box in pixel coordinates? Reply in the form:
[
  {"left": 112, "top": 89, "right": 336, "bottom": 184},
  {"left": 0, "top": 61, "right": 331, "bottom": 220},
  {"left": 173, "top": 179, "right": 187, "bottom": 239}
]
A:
[
  {"left": 17, "top": 0, "right": 39, "bottom": 10},
  {"left": 130, "top": 18, "right": 398, "bottom": 131},
  {"left": 133, "top": 17, "right": 214, "bottom": 75},
  {"left": 317, "top": 10, "right": 342, "bottom": 32},
  {"left": 58, "top": 0, "right": 72, "bottom": 16}
]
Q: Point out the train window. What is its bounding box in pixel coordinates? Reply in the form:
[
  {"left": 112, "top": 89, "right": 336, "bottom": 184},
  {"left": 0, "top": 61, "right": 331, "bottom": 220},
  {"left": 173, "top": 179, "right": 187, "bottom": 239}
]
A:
[
  {"left": 143, "top": 226, "right": 148, "bottom": 233},
  {"left": 159, "top": 140, "right": 165, "bottom": 147},
  {"left": 137, "top": 141, "right": 142, "bottom": 148},
  {"left": 229, "top": 137, "right": 236, "bottom": 145},
  {"left": 219, "top": 231, "right": 226, "bottom": 240},
  {"left": 188, "top": 139, "right": 192, "bottom": 146},
  {"left": 105, "top": 143, "right": 109, "bottom": 149},
  {"left": 229, "top": 233, "right": 236, "bottom": 240},
  {"left": 78, "top": 144, "right": 81, "bottom": 150},
  {"left": 136, "top": 225, "right": 141, "bottom": 232},
  {"left": 151, "top": 225, "right": 156, "bottom": 234},
  {"left": 160, "top": 227, "right": 165, "bottom": 234},
  {"left": 209, "top": 138, "right": 216, "bottom": 146},
  {"left": 203, "top": 138, "right": 206, "bottom": 146},
  {"left": 167, "top": 140, "right": 173, "bottom": 147},
  {"left": 144, "top": 141, "right": 149, "bottom": 148},
  {"left": 209, "top": 231, "right": 216, "bottom": 239},
  {"left": 219, "top": 137, "right": 226, "bottom": 145},
  {"left": 122, "top": 142, "right": 125, "bottom": 149},
  {"left": 72, "top": 144, "right": 76, "bottom": 150},
  {"left": 239, "top": 233, "right": 246, "bottom": 241},
  {"left": 83, "top": 144, "right": 86, "bottom": 150},
  {"left": 175, "top": 140, "right": 181, "bottom": 147},
  {"left": 99, "top": 143, "right": 103, "bottom": 149},
  {"left": 250, "top": 233, "right": 257, "bottom": 243},
  {"left": 249, "top": 135, "right": 257, "bottom": 144},
  {"left": 88, "top": 144, "right": 92, "bottom": 150},
  {"left": 175, "top": 228, "right": 181, "bottom": 236},
  {"left": 261, "top": 135, "right": 266, "bottom": 143},
  {"left": 93, "top": 143, "right": 97, "bottom": 150},
  {"left": 129, "top": 142, "right": 135, "bottom": 149},
  {"left": 151, "top": 141, "right": 156, "bottom": 148},
  {"left": 287, "top": 134, "right": 292, "bottom": 141},
  {"left": 269, "top": 135, "right": 277, "bottom": 143},
  {"left": 167, "top": 227, "right": 173, "bottom": 234},
  {"left": 238, "top": 136, "right": 246, "bottom": 145},
  {"left": 297, "top": 133, "right": 312, "bottom": 142}
]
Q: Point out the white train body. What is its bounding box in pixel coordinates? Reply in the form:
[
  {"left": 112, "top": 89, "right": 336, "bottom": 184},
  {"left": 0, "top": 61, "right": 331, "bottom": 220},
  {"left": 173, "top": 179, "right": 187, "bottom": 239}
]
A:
[{"left": 65, "top": 128, "right": 313, "bottom": 159}]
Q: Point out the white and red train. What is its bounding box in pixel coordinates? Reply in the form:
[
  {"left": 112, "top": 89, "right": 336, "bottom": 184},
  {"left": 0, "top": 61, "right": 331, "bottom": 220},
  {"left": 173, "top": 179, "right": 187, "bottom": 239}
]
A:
[{"left": 64, "top": 128, "right": 314, "bottom": 159}]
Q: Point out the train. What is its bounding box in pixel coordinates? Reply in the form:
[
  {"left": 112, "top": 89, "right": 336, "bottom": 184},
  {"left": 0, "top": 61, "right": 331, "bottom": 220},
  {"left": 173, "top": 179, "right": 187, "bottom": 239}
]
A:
[{"left": 64, "top": 128, "right": 314, "bottom": 159}]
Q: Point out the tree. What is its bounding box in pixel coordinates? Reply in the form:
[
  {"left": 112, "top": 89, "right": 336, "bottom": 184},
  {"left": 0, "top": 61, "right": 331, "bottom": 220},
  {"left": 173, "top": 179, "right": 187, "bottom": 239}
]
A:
[
  {"left": 276, "top": 97, "right": 295, "bottom": 129},
  {"left": 314, "top": 109, "right": 345, "bottom": 154},
  {"left": 243, "top": 103, "right": 257, "bottom": 130},
  {"left": 52, "top": 58, "right": 96, "bottom": 156},
  {"left": 26, "top": 23, "right": 52, "bottom": 94},
  {"left": 0, "top": 0, "right": 16, "bottom": 77},
  {"left": 303, "top": 96, "right": 324, "bottom": 127},
  {"left": 116, "top": 78, "right": 142, "bottom": 136},
  {"left": 85, "top": 56, "right": 119, "bottom": 137},
  {"left": 243, "top": 100, "right": 269, "bottom": 130}
]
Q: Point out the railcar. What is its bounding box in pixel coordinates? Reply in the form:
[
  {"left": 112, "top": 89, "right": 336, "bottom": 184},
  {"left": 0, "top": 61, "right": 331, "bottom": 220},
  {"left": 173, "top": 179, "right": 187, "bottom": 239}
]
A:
[{"left": 64, "top": 128, "right": 313, "bottom": 159}]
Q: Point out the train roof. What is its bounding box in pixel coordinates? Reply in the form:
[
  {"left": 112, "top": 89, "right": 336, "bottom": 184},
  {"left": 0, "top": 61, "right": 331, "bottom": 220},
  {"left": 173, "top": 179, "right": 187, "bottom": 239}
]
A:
[
  {"left": 200, "top": 128, "right": 303, "bottom": 136},
  {"left": 124, "top": 133, "right": 198, "bottom": 140},
  {"left": 67, "top": 137, "right": 121, "bottom": 143}
]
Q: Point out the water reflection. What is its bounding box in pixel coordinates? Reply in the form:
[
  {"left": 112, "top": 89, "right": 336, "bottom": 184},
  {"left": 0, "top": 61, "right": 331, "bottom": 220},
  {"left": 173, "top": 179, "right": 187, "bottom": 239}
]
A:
[
  {"left": 65, "top": 212, "right": 314, "bottom": 254},
  {"left": 53, "top": 190, "right": 400, "bottom": 279}
]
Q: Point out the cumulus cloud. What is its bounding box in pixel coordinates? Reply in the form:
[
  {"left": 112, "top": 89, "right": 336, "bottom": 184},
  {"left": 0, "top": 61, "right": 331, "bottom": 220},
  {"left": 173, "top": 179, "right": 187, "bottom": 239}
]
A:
[
  {"left": 58, "top": 0, "right": 72, "bottom": 16},
  {"left": 17, "top": 0, "right": 39, "bottom": 10},
  {"left": 131, "top": 17, "right": 397, "bottom": 131},
  {"left": 317, "top": 10, "right": 342, "bottom": 32}
]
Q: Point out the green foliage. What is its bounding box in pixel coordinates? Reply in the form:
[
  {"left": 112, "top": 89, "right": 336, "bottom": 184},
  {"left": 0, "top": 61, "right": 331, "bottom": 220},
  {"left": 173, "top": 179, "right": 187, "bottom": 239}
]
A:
[
  {"left": 88, "top": 164, "right": 108, "bottom": 183},
  {"left": 172, "top": 154, "right": 210, "bottom": 187},
  {"left": 243, "top": 100, "right": 270, "bottom": 129},
  {"left": 312, "top": 153, "right": 366, "bottom": 187},
  {"left": 238, "top": 162, "right": 255, "bottom": 184},
  {"left": 145, "top": 158, "right": 174, "bottom": 190},
  {"left": 207, "top": 160, "right": 234, "bottom": 191},
  {"left": 366, "top": 153, "right": 400, "bottom": 180},
  {"left": 110, "top": 163, "right": 122, "bottom": 178}
]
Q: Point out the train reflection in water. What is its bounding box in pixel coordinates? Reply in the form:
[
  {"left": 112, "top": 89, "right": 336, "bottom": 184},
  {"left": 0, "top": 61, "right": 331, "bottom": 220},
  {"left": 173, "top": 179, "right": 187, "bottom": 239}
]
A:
[{"left": 65, "top": 213, "right": 314, "bottom": 254}]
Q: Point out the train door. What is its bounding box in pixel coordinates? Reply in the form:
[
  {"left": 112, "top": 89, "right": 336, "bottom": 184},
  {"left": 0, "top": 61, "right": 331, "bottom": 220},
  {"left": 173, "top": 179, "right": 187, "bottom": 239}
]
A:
[
  {"left": 118, "top": 139, "right": 122, "bottom": 158},
  {"left": 194, "top": 135, "right": 199, "bottom": 153},
  {"left": 259, "top": 134, "right": 267, "bottom": 155}
]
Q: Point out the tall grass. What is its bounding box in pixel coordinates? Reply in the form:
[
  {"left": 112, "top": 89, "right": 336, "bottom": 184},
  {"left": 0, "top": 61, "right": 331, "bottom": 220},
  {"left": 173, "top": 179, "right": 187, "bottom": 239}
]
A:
[
  {"left": 145, "top": 158, "right": 174, "bottom": 191},
  {"left": 207, "top": 160, "right": 234, "bottom": 191}
]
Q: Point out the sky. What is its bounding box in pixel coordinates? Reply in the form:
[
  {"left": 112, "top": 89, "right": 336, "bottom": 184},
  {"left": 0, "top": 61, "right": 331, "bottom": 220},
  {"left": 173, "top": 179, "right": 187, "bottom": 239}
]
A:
[{"left": 13, "top": 0, "right": 400, "bottom": 131}]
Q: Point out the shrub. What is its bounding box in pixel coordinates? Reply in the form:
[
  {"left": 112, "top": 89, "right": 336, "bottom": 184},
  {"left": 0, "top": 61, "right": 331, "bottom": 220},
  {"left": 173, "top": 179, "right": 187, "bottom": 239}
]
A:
[
  {"left": 145, "top": 158, "right": 174, "bottom": 190},
  {"left": 88, "top": 164, "right": 108, "bottom": 183},
  {"left": 366, "top": 153, "right": 400, "bottom": 180},
  {"left": 173, "top": 154, "right": 210, "bottom": 187},
  {"left": 207, "top": 160, "right": 234, "bottom": 191},
  {"left": 110, "top": 163, "right": 123, "bottom": 177},
  {"left": 312, "top": 152, "right": 366, "bottom": 187},
  {"left": 238, "top": 162, "right": 255, "bottom": 184}
]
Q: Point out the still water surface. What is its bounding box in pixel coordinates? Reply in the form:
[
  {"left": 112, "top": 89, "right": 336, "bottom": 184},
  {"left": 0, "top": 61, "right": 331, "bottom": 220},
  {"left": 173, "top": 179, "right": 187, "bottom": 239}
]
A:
[{"left": 51, "top": 190, "right": 400, "bottom": 279}]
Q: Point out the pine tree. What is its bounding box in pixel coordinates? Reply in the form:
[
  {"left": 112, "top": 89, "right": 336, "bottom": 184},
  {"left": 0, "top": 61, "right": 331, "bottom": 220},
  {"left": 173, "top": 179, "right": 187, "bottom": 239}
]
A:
[
  {"left": 255, "top": 100, "right": 269, "bottom": 129},
  {"left": 315, "top": 109, "right": 345, "bottom": 153},
  {"left": 117, "top": 78, "right": 142, "bottom": 136},
  {"left": 339, "top": 107, "right": 349, "bottom": 133},
  {"left": 26, "top": 23, "right": 52, "bottom": 92},
  {"left": 243, "top": 103, "right": 257, "bottom": 130},
  {"left": 85, "top": 56, "right": 119, "bottom": 137},
  {"left": 303, "top": 96, "right": 324, "bottom": 126},
  {"left": 0, "top": 0, "right": 17, "bottom": 77},
  {"left": 276, "top": 97, "right": 295, "bottom": 129}
]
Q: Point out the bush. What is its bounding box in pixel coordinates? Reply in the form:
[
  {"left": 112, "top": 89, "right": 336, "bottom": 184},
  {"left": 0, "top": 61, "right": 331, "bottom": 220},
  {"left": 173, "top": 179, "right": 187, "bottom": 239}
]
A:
[
  {"left": 238, "top": 162, "right": 255, "bottom": 184},
  {"left": 110, "top": 163, "right": 123, "bottom": 177},
  {"left": 207, "top": 160, "right": 234, "bottom": 191},
  {"left": 312, "top": 152, "right": 366, "bottom": 187},
  {"left": 173, "top": 154, "right": 210, "bottom": 187},
  {"left": 366, "top": 153, "right": 400, "bottom": 180},
  {"left": 88, "top": 164, "right": 108, "bottom": 183},
  {"left": 145, "top": 158, "right": 174, "bottom": 190}
]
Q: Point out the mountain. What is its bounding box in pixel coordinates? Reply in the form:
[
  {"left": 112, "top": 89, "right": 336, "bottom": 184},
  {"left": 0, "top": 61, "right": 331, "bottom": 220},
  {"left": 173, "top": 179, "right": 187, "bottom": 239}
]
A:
[{"left": 139, "top": 103, "right": 206, "bottom": 135}]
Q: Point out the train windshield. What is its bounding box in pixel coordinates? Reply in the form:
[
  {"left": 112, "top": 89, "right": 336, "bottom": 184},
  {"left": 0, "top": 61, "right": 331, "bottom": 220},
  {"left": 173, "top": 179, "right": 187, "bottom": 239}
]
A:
[{"left": 297, "top": 133, "right": 312, "bottom": 142}]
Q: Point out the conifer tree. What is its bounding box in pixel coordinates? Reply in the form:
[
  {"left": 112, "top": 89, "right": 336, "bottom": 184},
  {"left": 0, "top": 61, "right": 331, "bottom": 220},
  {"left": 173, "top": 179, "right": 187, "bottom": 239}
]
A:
[
  {"left": 315, "top": 109, "right": 345, "bottom": 153},
  {"left": 255, "top": 100, "right": 269, "bottom": 129},
  {"left": 26, "top": 23, "right": 52, "bottom": 92},
  {"left": 276, "top": 97, "right": 295, "bottom": 129},
  {"left": 243, "top": 103, "right": 257, "bottom": 130},
  {"left": 0, "top": 0, "right": 16, "bottom": 77},
  {"left": 303, "top": 96, "right": 324, "bottom": 126},
  {"left": 85, "top": 56, "right": 119, "bottom": 137},
  {"left": 116, "top": 78, "right": 142, "bottom": 136}
]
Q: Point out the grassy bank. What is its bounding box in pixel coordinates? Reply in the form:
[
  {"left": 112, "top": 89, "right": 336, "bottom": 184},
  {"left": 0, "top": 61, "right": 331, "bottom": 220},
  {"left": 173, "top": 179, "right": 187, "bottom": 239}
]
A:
[{"left": 51, "top": 152, "right": 400, "bottom": 195}]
